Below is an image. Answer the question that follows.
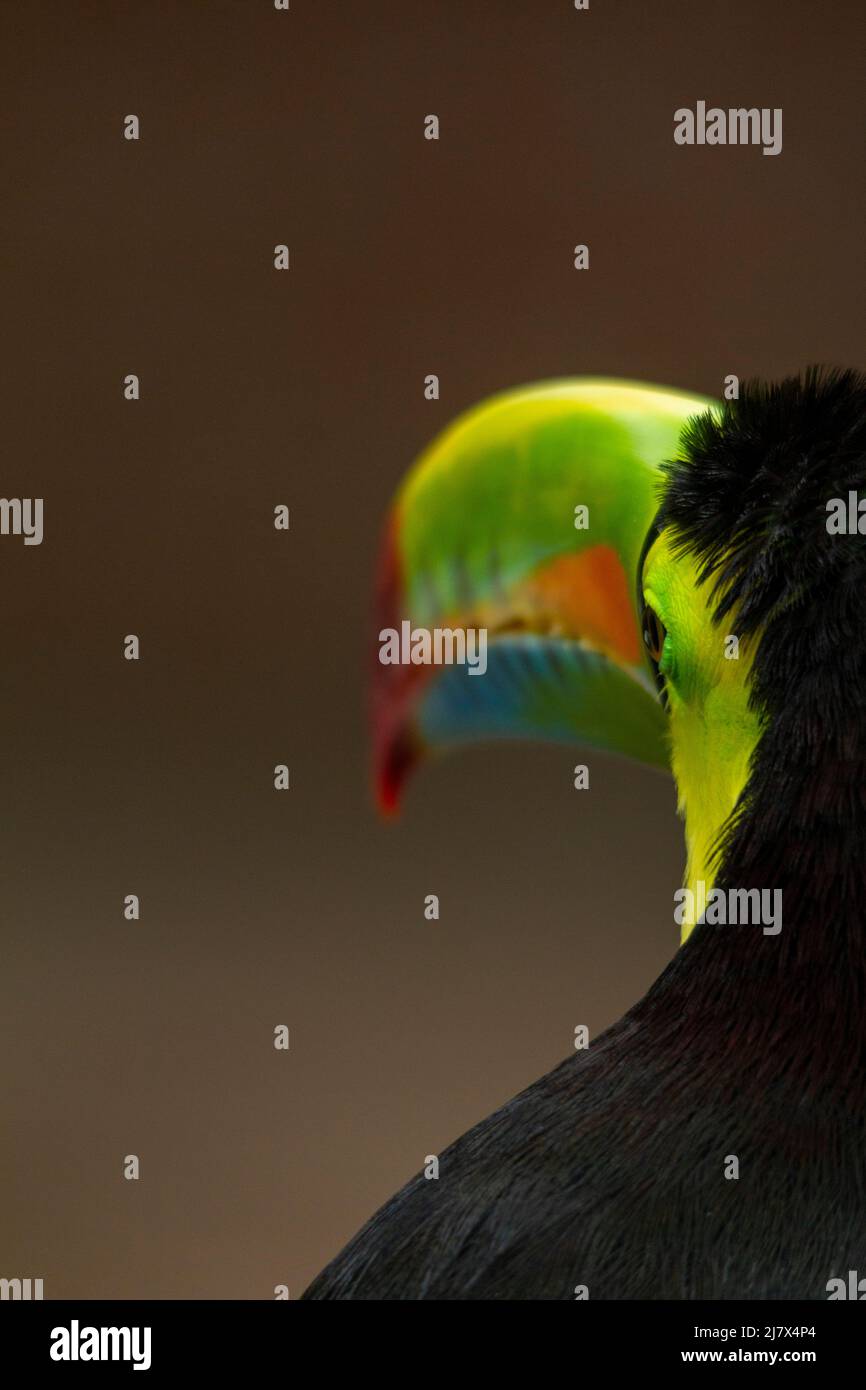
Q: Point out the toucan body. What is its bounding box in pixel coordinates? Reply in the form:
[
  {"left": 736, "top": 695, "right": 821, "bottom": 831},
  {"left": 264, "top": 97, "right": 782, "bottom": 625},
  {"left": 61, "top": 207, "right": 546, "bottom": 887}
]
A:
[{"left": 304, "top": 369, "right": 866, "bottom": 1300}]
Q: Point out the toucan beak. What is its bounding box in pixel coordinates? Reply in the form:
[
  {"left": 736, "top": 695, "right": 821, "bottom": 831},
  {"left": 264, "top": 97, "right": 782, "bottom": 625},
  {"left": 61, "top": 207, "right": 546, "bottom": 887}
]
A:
[{"left": 372, "top": 378, "right": 715, "bottom": 814}]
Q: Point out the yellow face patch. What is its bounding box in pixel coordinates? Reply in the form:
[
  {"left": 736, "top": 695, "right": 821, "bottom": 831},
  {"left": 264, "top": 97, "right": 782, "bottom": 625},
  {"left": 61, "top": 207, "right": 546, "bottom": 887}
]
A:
[{"left": 641, "top": 532, "right": 764, "bottom": 942}]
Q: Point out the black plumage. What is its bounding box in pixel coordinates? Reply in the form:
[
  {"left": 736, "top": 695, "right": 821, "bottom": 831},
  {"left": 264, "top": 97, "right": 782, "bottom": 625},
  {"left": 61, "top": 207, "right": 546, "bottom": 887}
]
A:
[{"left": 303, "top": 368, "right": 866, "bottom": 1300}]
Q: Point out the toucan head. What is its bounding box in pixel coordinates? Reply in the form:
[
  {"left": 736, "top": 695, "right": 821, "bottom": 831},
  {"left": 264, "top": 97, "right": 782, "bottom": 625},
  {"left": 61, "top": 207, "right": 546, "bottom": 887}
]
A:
[{"left": 373, "top": 369, "right": 866, "bottom": 943}]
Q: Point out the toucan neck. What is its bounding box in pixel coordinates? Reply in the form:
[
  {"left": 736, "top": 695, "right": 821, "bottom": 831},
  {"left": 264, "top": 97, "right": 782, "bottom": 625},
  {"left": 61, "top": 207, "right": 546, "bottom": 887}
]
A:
[
  {"left": 718, "top": 702, "right": 866, "bottom": 952},
  {"left": 633, "top": 712, "right": 866, "bottom": 1093},
  {"left": 651, "top": 704, "right": 866, "bottom": 1081}
]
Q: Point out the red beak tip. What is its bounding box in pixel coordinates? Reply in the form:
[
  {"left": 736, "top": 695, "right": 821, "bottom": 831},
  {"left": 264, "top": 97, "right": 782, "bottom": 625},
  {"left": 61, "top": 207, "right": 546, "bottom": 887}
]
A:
[{"left": 374, "top": 774, "right": 402, "bottom": 819}]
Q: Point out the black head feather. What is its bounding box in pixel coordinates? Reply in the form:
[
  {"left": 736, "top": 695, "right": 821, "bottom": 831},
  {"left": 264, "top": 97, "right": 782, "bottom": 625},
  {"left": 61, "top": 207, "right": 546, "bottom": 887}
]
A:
[{"left": 658, "top": 365, "right": 866, "bottom": 703}]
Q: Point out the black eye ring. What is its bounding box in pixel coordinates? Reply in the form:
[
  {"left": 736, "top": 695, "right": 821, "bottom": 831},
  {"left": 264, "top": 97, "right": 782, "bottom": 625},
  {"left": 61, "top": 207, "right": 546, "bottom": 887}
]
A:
[
  {"left": 635, "top": 512, "right": 669, "bottom": 709},
  {"left": 642, "top": 604, "right": 666, "bottom": 665}
]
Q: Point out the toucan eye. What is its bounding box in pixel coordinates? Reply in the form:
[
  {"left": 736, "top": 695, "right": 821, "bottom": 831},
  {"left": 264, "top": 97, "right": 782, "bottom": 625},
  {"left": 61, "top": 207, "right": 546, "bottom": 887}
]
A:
[{"left": 642, "top": 604, "right": 666, "bottom": 665}]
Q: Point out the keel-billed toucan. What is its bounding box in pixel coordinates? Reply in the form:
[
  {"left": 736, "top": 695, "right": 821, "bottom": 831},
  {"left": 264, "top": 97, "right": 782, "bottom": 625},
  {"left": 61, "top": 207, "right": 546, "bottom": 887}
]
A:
[{"left": 304, "top": 368, "right": 866, "bottom": 1300}]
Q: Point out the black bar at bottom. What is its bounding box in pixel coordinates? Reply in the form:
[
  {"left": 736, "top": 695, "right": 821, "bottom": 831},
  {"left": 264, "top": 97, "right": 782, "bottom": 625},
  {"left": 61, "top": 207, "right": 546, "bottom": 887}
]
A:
[{"left": 0, "top": 1298, "right": 861, "bottom": 1374}]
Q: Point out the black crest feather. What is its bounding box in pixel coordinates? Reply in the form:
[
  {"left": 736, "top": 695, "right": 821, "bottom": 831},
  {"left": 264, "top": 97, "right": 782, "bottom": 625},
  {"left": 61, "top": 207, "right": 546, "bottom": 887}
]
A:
[{"left": 658, "top": 364, "right": 866, "bottom": 654}]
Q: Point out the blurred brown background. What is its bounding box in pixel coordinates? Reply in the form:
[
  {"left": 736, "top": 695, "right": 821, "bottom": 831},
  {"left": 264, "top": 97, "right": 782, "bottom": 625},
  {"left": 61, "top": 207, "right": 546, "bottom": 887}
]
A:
[{"left": 0, "top": 0, "right": 862, "bottom": 1297}]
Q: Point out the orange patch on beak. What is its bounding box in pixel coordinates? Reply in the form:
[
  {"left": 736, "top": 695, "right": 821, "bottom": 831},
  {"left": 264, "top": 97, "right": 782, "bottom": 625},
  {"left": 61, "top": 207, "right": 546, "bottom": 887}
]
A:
[{"left": 520, "top": 545, "right": 641, "bottom": 665}]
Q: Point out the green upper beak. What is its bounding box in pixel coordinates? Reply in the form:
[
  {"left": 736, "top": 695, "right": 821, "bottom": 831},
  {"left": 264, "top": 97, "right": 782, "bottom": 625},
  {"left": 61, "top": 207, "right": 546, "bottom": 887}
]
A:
[{"left": 373, "top": 378, "right": 716, "bottom": 813}]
